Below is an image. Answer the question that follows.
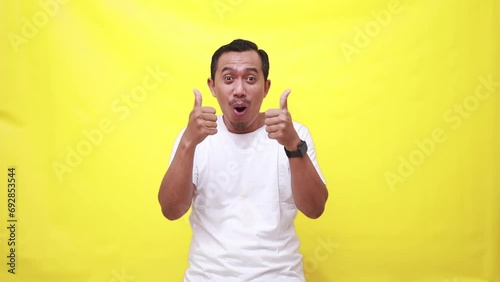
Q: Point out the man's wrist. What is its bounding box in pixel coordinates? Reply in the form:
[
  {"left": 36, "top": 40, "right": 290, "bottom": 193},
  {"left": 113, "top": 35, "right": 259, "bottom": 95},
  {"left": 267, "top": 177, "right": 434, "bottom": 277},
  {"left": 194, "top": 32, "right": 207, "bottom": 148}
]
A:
[
  {"left": 284, "top": 139, "right": 307, "bottom": 158},
  {"left": 284, "top": 138, "right": 302, "bottom": 152},
  {"left": 179, "top": 136, "right": 198, "bottom": 152}
]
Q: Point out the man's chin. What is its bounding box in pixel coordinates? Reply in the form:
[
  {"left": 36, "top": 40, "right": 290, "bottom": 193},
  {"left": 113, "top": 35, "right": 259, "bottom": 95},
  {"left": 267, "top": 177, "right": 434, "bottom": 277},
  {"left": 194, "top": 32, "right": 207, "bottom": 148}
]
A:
[
  {"left": 223, "top": 116, "right": 252, "bottom": 133},
  {"left": 223, "top": 112, "right": 264, "bottom": 133}
]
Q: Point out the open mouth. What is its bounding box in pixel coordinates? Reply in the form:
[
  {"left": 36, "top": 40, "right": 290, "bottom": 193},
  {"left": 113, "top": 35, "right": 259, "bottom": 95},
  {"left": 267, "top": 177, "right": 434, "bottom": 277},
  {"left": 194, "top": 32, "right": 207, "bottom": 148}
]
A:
[
  {"left": 230, "top": 99, "right": 250, "bottom": 116},
  {"left": 233, "top": 105, "right": 247, "bottom": 116}
]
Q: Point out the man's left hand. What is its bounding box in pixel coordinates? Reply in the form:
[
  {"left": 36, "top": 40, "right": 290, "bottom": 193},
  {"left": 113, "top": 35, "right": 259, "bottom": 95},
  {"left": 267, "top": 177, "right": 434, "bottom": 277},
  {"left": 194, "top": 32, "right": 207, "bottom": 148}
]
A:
[{"left": 264, "top": 89, "right": 301, "bottom": 151}]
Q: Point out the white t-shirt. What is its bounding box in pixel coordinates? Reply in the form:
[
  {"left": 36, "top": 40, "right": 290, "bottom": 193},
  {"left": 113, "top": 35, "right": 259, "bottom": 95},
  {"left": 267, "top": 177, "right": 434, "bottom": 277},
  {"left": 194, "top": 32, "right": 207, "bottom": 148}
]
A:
[{"left": 170, "top": 116, "right": 325, "bottom": 282}]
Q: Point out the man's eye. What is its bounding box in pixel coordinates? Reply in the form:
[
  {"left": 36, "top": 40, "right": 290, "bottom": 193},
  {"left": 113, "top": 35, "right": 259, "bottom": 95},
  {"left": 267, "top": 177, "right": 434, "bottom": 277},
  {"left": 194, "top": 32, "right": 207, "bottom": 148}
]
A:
[
  {"left": 246, "top": 77, "right": 255, "bottom": 81},
  {"left": 224, "top": 76, "right": 233, "bottom": 81}
]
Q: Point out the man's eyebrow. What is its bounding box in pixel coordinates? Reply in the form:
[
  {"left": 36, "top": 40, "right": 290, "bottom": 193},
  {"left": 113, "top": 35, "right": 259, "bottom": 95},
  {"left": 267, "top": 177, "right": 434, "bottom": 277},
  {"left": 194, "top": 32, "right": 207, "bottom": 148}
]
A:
[
  {"left": 221, "top": 67, "right": 259, "bottom": 73},
  {"left": 221, "top": 67, "right": 235, "bottom": 73},
  {"left": 245, "top": 67, "right": 259, "bottom": 73}
]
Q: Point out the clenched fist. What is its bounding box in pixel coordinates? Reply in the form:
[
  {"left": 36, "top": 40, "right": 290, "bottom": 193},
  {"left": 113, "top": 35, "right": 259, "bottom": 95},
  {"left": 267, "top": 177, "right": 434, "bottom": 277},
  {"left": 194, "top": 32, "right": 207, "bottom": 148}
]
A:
[
  {"left": 264, "top": 89, "right": 301, "bottom": 151},
  {"left": 181, "top": 89, "right": 218, "bottom": 147}
]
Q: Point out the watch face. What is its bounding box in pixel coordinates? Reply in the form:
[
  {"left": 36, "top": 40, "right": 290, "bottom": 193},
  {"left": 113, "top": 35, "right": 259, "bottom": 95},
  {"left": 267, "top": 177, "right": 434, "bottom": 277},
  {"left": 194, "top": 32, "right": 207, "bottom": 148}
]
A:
[
  {"left": 285, "top": 140, "right": 307, "bottom": 158},
  {"left": 299, "top": 140, "right": 307, "bottom": 156}
]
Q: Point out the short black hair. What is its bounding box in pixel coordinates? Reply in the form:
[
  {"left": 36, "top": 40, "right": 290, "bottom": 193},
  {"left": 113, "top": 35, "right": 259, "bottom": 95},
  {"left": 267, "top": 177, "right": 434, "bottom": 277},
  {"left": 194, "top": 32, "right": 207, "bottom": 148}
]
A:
[{"left": 210, "top": 39, "right": 270, "bottom": 81}]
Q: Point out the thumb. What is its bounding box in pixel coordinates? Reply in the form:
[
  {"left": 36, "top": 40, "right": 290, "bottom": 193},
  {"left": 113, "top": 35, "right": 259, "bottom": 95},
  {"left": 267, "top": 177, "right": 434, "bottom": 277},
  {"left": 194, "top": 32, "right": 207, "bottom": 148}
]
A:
[
  {"left": 280, "top": 89, "right": 291, "bottom": 110},
  {"left": 193, "top": 89, "right": 202, "bottom": 109}
]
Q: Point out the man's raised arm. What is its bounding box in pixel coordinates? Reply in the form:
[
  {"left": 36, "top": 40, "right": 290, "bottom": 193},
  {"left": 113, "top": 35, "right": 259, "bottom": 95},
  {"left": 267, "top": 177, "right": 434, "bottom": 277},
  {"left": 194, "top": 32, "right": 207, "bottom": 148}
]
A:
[{"left": 158, "top": 90, "right": 217, "bottom": 220}]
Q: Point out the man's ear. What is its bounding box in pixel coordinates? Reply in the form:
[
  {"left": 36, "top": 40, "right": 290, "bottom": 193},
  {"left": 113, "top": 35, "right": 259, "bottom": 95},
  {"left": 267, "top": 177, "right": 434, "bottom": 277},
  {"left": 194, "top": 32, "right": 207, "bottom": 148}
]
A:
[
  {"left": 207, "top": 78, "right": 216, "bottom": 97},
  {"left": 264, "top": 79, "right": 271, "bottom": 98}
]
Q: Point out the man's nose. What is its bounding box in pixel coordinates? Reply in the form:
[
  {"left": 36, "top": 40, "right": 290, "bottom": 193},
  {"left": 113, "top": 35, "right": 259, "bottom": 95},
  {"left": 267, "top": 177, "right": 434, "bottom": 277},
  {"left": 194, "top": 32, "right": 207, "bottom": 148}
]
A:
[{"left": 233, "top": 79, "right": 245, "bottom": 97}]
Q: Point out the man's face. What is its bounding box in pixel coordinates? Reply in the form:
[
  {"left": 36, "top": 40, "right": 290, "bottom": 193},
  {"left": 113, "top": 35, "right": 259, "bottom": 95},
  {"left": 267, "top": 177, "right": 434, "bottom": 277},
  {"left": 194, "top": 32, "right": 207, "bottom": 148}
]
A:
[{"left": 208, "top": 51, "right": 270, "bottom": 134}]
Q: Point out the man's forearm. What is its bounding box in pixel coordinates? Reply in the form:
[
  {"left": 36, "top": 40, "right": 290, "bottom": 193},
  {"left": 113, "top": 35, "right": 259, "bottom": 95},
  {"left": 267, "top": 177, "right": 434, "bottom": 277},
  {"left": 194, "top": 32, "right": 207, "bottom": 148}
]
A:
[
  {"left": 158, "top": 141, "right": 196, "bottom": 220},
  {"left": 289, "top": 154, "right": 328, "bottom": 219}
]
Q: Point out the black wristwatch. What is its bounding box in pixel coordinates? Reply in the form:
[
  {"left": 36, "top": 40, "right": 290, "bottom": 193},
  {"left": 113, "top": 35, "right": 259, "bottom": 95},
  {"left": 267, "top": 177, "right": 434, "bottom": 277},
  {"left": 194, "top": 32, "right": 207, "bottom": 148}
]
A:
[{"left": 284, "top": 140, "right": 307, "bottom": 158}]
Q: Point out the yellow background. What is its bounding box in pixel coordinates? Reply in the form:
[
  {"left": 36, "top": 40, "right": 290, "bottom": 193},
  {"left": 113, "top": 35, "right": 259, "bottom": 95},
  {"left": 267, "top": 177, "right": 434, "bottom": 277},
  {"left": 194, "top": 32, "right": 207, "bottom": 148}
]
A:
[{"left": 1, "top": 0, "right": 499, "bottom": 281}]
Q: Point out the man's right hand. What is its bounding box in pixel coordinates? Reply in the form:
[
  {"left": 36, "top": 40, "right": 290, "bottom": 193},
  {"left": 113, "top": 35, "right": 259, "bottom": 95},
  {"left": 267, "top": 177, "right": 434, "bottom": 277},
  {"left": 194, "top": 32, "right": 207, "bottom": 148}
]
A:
[{"left": 181, "top": 89, "right": 218, "bottom": 147}]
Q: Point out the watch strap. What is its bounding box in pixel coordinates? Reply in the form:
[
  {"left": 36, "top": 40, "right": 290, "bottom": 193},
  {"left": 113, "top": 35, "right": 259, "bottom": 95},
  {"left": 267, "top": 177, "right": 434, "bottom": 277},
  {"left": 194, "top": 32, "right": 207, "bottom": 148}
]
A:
[{"left": 284, "top": 140, "right": 307, "bottom": 158}]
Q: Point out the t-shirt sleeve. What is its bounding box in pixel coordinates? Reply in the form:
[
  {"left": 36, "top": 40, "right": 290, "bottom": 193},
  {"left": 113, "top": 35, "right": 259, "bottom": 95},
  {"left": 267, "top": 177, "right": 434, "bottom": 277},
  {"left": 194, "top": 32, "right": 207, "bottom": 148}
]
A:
[
  {"left": 294, "top": 122, "right": 327, "bottom": 185},
  {"left": 168, "top": 127, "right": 198, "bottom": 186}
]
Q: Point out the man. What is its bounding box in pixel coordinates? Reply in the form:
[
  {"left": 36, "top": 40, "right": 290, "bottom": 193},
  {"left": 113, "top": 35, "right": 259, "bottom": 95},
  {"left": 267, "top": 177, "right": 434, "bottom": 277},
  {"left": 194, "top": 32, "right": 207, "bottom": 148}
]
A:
[{"left": 158, "top": 39, "right": 328, "bottom": 281}]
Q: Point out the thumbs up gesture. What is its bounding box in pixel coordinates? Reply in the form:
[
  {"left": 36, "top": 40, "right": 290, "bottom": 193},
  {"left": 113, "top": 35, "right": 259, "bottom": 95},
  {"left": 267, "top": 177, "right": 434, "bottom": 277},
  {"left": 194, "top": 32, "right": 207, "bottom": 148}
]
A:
[
  {"left": 182, "top": 89, "right": 218, "bottom": 147},
  {"left": 264, "top": 89, "right": 301, "bottom": 151}
]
